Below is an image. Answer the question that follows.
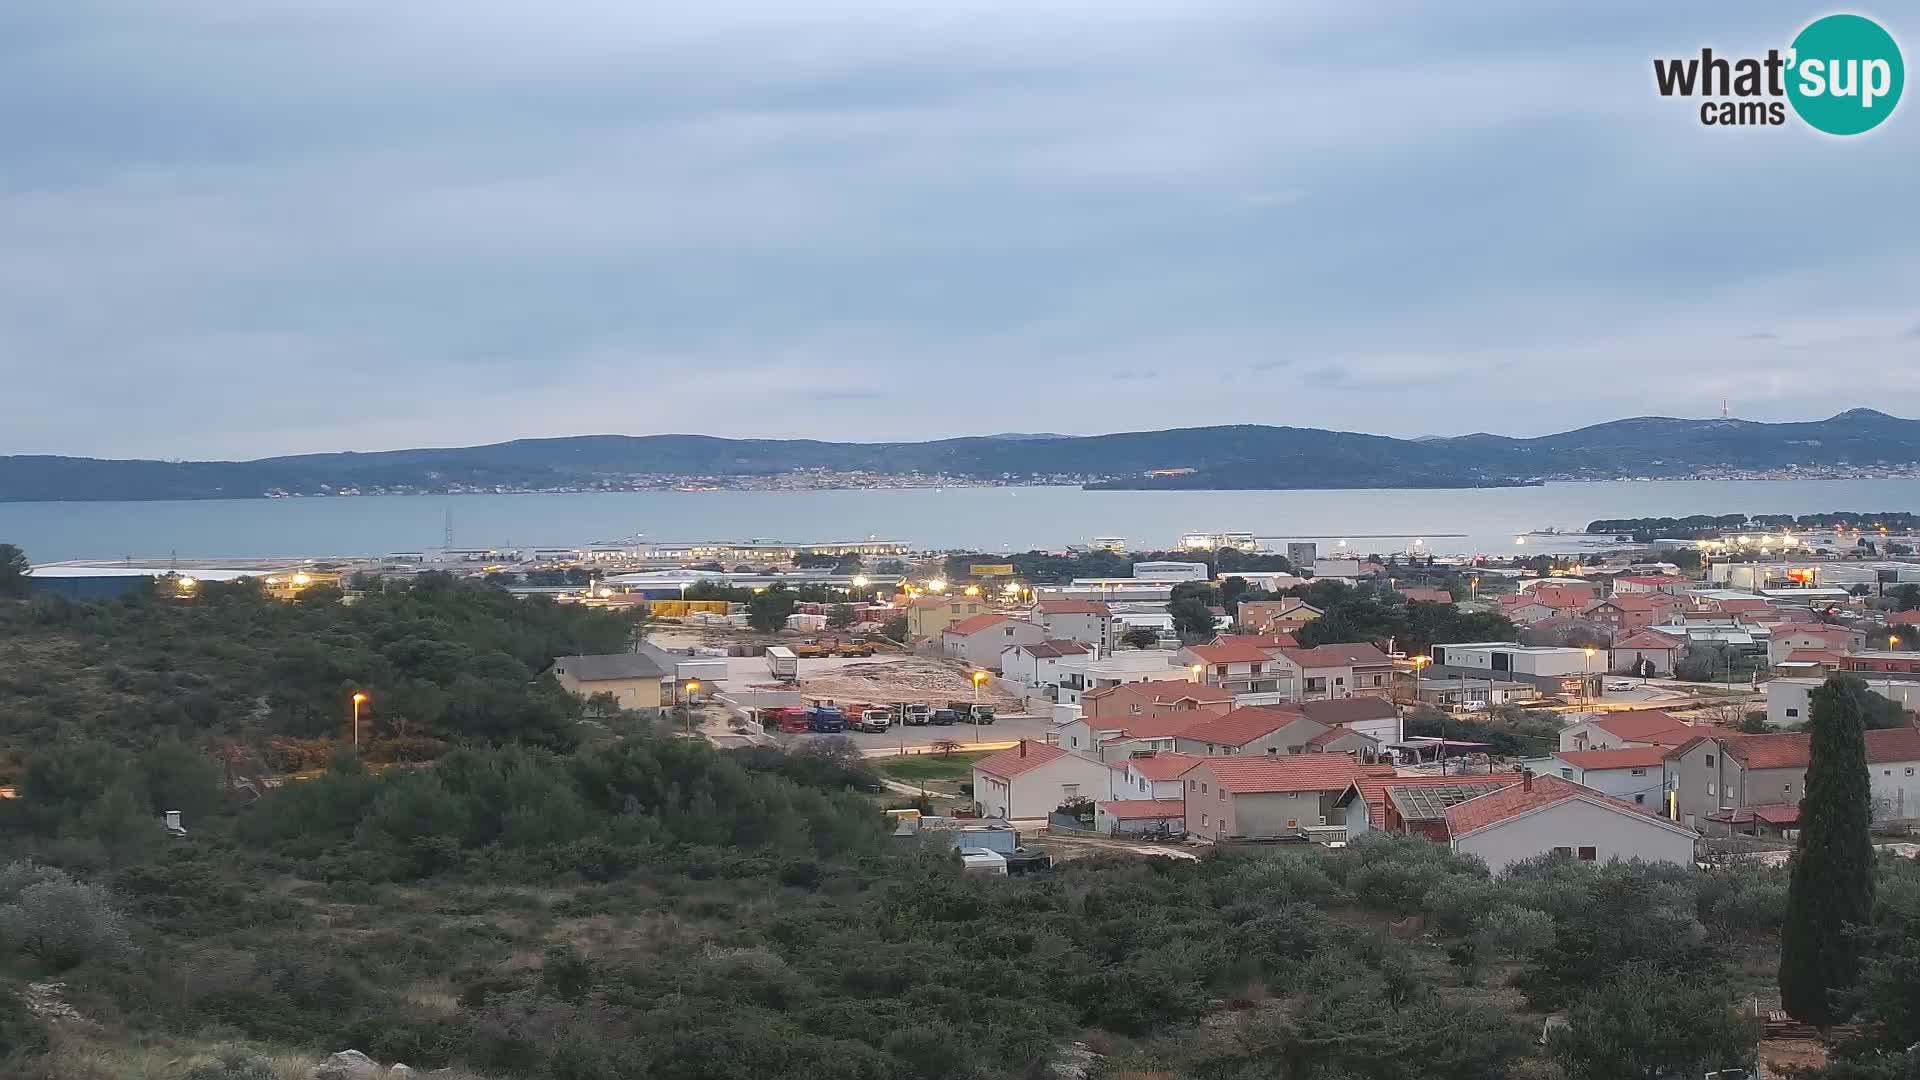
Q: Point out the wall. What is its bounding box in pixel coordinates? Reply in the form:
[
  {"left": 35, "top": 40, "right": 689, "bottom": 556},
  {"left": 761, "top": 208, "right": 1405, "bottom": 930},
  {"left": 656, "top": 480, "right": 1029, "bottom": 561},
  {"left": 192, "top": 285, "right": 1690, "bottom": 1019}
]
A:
[
  {"left": 1558, "top": 764, "right": 1662, "bottom": 807},
  {"left": 1454, "top": 797, "right": 1695, "bottom": 875},
  {"left": 556, "top": 674, "right": 662, "bottom": 711},
  {"left": 1175, "top": 719, "right": 1326, "bottom": 758},
  {"left": 944, "top": 620, "right": 1046, "bottom": 669},
  {"left": 973, "top": 754, "right": 1114, "bottom": 819}
]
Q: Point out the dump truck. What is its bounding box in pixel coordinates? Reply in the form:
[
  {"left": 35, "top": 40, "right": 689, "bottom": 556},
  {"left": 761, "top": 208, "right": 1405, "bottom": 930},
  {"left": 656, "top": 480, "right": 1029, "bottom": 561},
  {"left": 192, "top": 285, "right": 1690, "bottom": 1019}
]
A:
[
  {"left": 807, "top": 705, "right": 847, "bottom": 733},
  {"left": 856, "top": 708, "right": 892, "bottom": 733},
  {"left": 945, "top": 702, "right": 996, "bottom": 724},
  {"left": 764, "top": 706, "right": 812, "bottom": 733}
]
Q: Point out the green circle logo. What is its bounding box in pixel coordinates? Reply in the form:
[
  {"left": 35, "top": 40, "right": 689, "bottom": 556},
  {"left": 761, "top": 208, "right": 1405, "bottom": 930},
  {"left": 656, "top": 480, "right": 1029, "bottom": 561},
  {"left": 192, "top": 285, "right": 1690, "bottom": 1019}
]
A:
[{"left": 1787, "top": 14, "right": 1904, "bottom": 135}]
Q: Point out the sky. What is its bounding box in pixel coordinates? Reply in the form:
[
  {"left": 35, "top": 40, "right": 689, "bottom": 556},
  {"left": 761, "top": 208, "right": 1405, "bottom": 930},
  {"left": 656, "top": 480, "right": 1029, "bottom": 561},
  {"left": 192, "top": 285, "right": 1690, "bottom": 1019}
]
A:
[{"left": 3, "top": 2, "right": 1917, "bottom": 460}]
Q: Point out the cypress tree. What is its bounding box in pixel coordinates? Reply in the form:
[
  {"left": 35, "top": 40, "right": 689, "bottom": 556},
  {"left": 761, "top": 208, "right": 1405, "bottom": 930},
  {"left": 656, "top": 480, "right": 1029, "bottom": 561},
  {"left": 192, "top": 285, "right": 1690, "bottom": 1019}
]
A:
[{"left": 1779, "top": 674, "right": 1877, "bottom": 1026}]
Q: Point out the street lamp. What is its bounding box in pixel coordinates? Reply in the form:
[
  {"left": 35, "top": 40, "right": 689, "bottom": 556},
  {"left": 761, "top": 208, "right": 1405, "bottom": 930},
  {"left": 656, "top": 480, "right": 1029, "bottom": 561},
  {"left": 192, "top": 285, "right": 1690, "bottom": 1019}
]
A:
[
  {"left": 1189, "top": 662, "right": 1204, "bottom": 684},
  {"left": 350, "top": 692, "right": 368, "bottom": 748},
  {"left": 682, "top": 680, "right": 701, "bottom": 736},
  {"left": 1583, "top": 648, "right": 1596, "bottom": 706},
  {"left": 963, "top": 585, "right": 980, "bottom": 597},
  {"left": 970, "top": 670, "right": 988, "bottom": 744}
]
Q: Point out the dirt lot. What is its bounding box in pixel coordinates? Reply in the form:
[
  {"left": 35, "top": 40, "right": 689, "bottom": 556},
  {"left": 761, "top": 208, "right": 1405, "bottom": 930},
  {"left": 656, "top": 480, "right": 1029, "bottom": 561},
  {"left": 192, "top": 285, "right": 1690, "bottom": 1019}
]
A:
[{"left": 793, "top": 657, "right": 1023, "bottom": 711}]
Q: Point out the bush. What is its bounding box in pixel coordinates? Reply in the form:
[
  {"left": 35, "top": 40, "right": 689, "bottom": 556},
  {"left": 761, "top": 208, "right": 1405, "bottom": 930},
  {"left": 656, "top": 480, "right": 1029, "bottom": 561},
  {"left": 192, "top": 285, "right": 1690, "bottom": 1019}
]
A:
[
  {"left": 0, "top": 876, "right": 135, "bottom": 969},
  {"left": 1479, "top": 904, "right": 1555, "bottom": 958},
  {"left": 185, "top": 1044, "right": 278, "bottom": 1080},
  {"left": 0, "top": 987, "right": 47, "bottom": 1060}
]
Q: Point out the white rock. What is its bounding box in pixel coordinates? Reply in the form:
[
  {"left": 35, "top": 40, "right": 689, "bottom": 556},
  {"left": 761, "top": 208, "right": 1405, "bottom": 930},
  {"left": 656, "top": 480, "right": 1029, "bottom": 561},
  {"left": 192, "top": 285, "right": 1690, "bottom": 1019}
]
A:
[{"left": 311, "top": 1049, "right": 379, "bottom": 1080}]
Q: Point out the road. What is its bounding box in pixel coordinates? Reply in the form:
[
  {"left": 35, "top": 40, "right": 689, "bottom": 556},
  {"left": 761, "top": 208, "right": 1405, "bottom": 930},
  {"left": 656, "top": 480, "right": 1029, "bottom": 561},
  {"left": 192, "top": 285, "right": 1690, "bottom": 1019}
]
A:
[{"left": 785, "top": 712, "right": 1056, "bottom": 755}]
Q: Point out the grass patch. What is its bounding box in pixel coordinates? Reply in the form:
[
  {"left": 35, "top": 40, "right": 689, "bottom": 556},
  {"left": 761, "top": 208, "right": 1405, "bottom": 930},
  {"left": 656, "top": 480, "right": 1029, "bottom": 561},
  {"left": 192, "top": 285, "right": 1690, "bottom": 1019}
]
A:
[{"left": 875, "top": 750, "right": 987, "bottom": 782}]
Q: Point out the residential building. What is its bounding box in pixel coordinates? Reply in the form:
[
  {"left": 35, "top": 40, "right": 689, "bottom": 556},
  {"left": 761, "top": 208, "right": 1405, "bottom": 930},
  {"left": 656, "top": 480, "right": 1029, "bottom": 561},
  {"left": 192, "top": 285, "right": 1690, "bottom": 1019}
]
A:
[
  {"left": 1444, "top": 774, "right": 1698, "bottom": 874},
  {"left": 1313, "top": 558, "right": 1364, "bottom": 579},
  {"left": 549, "top": 652, "right": 669, "bottom": 712},
  {"left": 1178, "top": 642, "right": 1293, "bottom": 696},
  {"left": 1054, "top": 650, "right": 1184, "bottom": 704},
  {"left": 1398, "top": 587, "right": 1454, "bottom": 604},
  {"left": 1293, "top": 696, "right": 1404, "bottom": 745},
  {"left": 1209, "top": 632, "right": 1299, "bottom": 650},
  {"left": 1272, "top": 642, "right": 1397, "bottom": 700},
  {"left": 1582, "top": 594, "right": 1678, "bottom": 635},
  {"left": 1539, "top": 747, "right": 1668, "bottom": 806},
  {"left": 941, "top": 614, "right": 1046, "bottom": 670},
  {"left": 1080, "top": 679, "right": 1236, "bottom": 723},
  {"left": 1343, "top": 773, "right": 1524, "bottom": 839},
  {"left": 1665, "top": 727, "right": 1920, "bottom": 829},
  {"left": 1558, "top": 709, "right": 1697, "bottom": 752},
  {"left": 1844, "top": 651, "right": 1920, "bottom": 677},
  {"left": 1429, "top": 642, "right": 1603, "bottom": 699},
  {"left": 1498, "top": 595, "right": 1564, "bottom": 626},
  {"left": 1182, "top": 756, "right": 1377, "bottom": 840},
  {"left": 1767, "top": 676, "right": 1920, "bottom": 728},
  {"left": 1610, "top": 629, "right": 1688, "bottom": 677},
  {"left": 1612, "top": 574, "right": 1692, "bottom": 597},
  {"left": 1414, "top": 677, "right": 1540, "bottom": 709},
  {"left": 1768, "top": 624, "right": 1869, "bottom": 667},
  {"left": 1028, "top": 599, "right": 1117, "bottom": 653},
  {"left": 1108, "top": 750, "right": 1204, "bottom": 800},
  {"left": 1307, "top": 726, "right": 1382, "bottom": 757},
  {"left": 1062, "top": 681, "right": 1235, "bottom": 757},
  {"left": 906, "top": 595, "right": 992, "bottom": 641},
  {"left": 971, "top": 740, "right": 1115, "bottom": 820},
  {"left": 998, "top": 639, "right": 1091, "bottom": 689},
  {"left": 1095, "top": 799, "right": 1188, "bottom": 835},
  {"left": 1172, "top": 706, "right": 1329, "bottom": 757},
  {"left": 1236, "top": 599, "right": 1322, "bottom": 635}
]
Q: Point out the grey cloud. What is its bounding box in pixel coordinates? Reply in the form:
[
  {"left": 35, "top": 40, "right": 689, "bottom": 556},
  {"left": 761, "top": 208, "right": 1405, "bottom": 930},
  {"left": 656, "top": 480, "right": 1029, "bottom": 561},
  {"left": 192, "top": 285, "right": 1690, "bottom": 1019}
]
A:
[{"left": 0, "top": 1, "right": 1915, "bottom": 457}]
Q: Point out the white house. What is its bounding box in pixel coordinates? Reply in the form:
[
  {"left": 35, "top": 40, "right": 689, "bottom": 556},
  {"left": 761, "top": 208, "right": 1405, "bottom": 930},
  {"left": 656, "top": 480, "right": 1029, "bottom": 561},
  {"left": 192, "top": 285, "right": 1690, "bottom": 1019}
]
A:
[
  {"left": 1444, "top": 774, "right": 1698, "bottom": 875},
  {"left": 1107, "top": 750, "right": 1203, "bottom": 800},
  {"left": 971, "top": 740, "right": 1116, "bottom": 820},
  {"left": 941, "top": 614, "right": 1047, "bottom": 670},
  {"left": 1557, "top": 709, "right": 1697, "bottom": 752},
  {"left": 1538, "top": 747, "right": 1668, "bottom": 808},
  {"left": 1767, "top": 677, "right": 1920, "bottom": 729},
  {"left": 1054, "top": 649, "right": 1182, "bottom": 705},
  {"left": 1609, "top": 629, "right": 1688, "bottom": 677},
  {"left": 998, "top": 639, "right": 1091, "bottom": 689},
  {"left": 1177, "top": 642, "right": 1293, "bottom": 696},
  {"left": 1028, "top": 599, "right": 1117, "bottom": 653}
]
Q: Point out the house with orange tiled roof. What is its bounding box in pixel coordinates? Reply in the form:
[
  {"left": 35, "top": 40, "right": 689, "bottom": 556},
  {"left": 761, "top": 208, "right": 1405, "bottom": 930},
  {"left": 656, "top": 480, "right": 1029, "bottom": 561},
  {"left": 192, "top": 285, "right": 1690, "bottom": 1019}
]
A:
[
  {"left": 1767, "top": 623, "right": 1868, "bottom": 666},
  {"left": 1108, "top": 750, "right": 1205, "bottom": 801},
  {"left": 1026, "top": 598, "right": 1116, "bottom": 652},
  {"left": 1443, "top": 773, "right": 1697, "bottom": 874},
  {"left": 1235, "top": 599, "right": 1322, "bottom": 636},
  {"left": 1063, "top": 681, "right": 1234, "bottom": 758},
  {"left": 1610, "top": 628, "right": 1687, "bottom": 677},
  {"left": 1665, "top": 726, "right": 1920, "bottom": 831},
  {"left": 1583, "top": 593, "right": 1680, "bottom": 635},
  {"left": 1173, "top": 706, "right": 1329, "bottom": 758},
  {"left": 1340, "top": 772, "right": 1525, "bottom": 840},
  {"left": 1271, "top": 642, "right": 1397, "bottom": 700},
  {"left": 905, "top": 595, "right": 992, "bottom": 641},
  {"left": 1539, "top": 746, "right": 1669, "bottom": 806},
  {"left": 1176, "top": 642, "right": 1293, "bottom": 697},
  {"left": 1612, "top": 574, "right": 1691, "bottom": 597},
  {"left": 1557, "top": 709, "right": 1697, "bottom": 752},
  {"left": 971, "top": 739, "right": 1114, "bottom": 820},
  {"left": 1182, "top": 756, "right": 1377, "bottom": 840},
  {"left": 941, "top": 613, "right": 1045, "bottom": 670},
  {"left": 1398, "top": 587, "right": 1455, "bottom": 604}
]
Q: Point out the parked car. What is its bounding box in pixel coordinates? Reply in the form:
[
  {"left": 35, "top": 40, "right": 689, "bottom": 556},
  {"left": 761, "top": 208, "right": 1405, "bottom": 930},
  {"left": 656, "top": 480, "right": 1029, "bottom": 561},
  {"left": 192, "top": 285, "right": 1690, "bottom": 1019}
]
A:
[
  {"left": 1455, "top": 700, "right": 1488, "bottom": 713},
  {"left": 929, "top": 708, "right": 960, "bottom": 726},
  {"left": 857, "top": 708, "right": 892, "bottom": 733},
  {"left": 1605, "top": 679, "right": 1635, "bottom": 691}
]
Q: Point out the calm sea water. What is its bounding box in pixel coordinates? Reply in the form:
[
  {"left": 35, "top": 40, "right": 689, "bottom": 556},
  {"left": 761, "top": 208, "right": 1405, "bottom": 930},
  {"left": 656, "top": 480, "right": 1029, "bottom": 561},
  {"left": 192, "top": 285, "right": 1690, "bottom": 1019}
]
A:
[{"left": 4, "top": 479, "right": 1919, "bottom": 563}]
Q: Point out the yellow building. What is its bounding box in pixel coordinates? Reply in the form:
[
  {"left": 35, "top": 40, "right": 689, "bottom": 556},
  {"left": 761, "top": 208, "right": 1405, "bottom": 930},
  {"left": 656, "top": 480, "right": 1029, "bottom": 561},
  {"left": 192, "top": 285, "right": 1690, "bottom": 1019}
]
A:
[
  {"left": 905, "top": 596, "right": 993, "bottom": 642},
  {"left": 549, "top": 652, "right": 670, "bottom": 712}
]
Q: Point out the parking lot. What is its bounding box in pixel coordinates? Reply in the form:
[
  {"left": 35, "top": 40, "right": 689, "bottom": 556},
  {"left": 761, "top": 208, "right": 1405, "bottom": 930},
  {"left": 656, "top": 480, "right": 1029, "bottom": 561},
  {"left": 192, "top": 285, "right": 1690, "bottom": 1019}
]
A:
[{"left": 786, "top": 711, "right": 1055, "bottom": 756}]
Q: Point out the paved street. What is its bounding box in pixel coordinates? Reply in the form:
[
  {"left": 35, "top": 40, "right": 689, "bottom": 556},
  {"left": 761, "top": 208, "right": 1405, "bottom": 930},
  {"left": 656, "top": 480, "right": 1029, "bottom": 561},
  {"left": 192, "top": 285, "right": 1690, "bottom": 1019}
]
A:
[{"left": 785, "top": 711, "right": 1054, "bottom": 756}]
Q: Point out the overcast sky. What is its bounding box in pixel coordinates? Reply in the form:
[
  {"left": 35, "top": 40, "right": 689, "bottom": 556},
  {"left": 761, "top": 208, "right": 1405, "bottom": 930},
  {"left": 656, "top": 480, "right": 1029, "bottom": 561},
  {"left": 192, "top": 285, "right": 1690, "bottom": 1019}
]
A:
[{"left": 3, "top": 2, "right": 1916, "bottom": 459}]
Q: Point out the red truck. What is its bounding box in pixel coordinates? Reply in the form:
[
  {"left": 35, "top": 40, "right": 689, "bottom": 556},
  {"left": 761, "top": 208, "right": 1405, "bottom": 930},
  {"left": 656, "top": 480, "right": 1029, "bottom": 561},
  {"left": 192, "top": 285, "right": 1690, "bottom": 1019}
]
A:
[{"left": 764, "top": 707, "right": 812, "bottom": 733}]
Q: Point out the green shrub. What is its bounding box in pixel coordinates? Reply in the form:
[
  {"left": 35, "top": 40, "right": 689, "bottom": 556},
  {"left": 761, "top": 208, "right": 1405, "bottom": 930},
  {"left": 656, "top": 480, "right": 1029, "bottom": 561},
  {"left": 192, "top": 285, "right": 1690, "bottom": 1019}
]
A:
[
  {"left": 184, "top": 1044, "right": 277, "bottom": 1080},
  {"left": 0, "top": 876, "right": 134, "bottom": 969}
]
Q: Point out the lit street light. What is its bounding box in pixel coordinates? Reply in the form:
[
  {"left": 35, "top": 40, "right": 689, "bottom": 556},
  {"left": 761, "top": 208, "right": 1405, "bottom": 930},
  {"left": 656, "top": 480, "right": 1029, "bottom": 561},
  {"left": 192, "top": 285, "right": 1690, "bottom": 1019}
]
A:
[
  {"left": 970, "top": 670, "right": 988, "bottom": 744},
  {"left": 350, "top": 691, "right": 368, "bottom": 748}
]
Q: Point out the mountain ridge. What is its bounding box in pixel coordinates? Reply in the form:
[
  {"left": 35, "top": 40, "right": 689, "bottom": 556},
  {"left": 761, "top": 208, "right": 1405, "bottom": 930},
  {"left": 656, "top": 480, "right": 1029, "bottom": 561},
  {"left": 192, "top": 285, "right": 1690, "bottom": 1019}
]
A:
[{"left": 3, "top": 411, "right": 1916, "bottom": 501}]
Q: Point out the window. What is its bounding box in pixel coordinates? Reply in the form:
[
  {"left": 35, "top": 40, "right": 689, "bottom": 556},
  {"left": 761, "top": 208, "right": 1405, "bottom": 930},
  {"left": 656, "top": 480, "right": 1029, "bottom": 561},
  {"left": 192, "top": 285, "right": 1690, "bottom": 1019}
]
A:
[
  {"left": 1201, "top": 813, "right": 1209, "bottom": 827},
  {"left": 1189, "top": 779, "right": 1196, "bottom": 791},
  {"left": 1785, "top": 784, "right": 1793, "bottom": 793},
  {"left": 1705, "top": 754, "right": 1715, "bottom": 767},
  {"left": 1634, "top": 794, "right": 1646, "bottom": 805},
  {"left": 1578, "top": 847, "right": 1597, "bottom": 861},
  {"left": 1786, "top": 708, "right": 1799, "bottom": 717},
  {"left": 1201, "top": 783, "right": 1208, "bottom": 794},
  {"left": 1552, "top": 846, "right": 1572, "bottom": 856},
  {"left": 1218, "top": 789, "right": 1225, "bottom": 802},
  {"left": 1559, "top": 769, "right": 1573, "bottom": 780},
  {"left": 1070, "top": 736, "right": 1079, "bottom": 748},
  {"left": 1335, "top": 676, "right": 1345, "bottom": 685},
  {"left": 1061, "top": 785, "right": 1079, "bottom": 798},
  {"left": 1707, "top": 782, "right": 1716, "bottom": 797},
  {"left": 1130, "top": 704, "right": 1142, "bottom": 715},
  {"left": 1631, "top": 768, "right": 1647, "bottom": 776},
  {"left": 1908, "top": 768, "right": 1915, "bottom": 777},
  {"left": 1267, "top": 746, "right": 1278, "bottom": 755}
]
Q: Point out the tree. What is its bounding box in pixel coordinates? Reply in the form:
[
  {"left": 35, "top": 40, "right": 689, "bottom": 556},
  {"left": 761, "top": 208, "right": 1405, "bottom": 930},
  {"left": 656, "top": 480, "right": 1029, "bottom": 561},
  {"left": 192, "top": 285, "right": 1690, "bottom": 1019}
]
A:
[
  {"left": 1120, "top": 626, "right": 1160, "bottom": 650},
  {"left": 826, "top": 604, "right": 856, "bottom": 630},
  {"left": 1888, "top": 583, "right": 1920, "bottom": 611},
  {"left": 931, "top": 740, "right": 960, "bottom": 758},
  {"left": 747, "top": 585, "right": 798, "bottom": 633},
  {"left": 1551, "top": 963, "right": 1758, "bottom": 1079},
  {"left": 133, "top": 739, "right": 225, "bottom": 821},
  {"left": 1168, "top": 598, "right": 1215, "bottom": 641},
  {"left": 1780, "top": 675, "right": 1877, "bottom": 1027},
  {"left": 881, "top": 614, "right": 907, "bottom": 642},
  {"left": 0, "top": 543, "right": 27, "bottom": 599}
]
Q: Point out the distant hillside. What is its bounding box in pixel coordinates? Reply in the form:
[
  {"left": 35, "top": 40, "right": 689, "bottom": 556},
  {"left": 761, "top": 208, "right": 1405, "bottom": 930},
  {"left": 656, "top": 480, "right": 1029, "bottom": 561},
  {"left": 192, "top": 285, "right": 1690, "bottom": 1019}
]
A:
[{"left": 4, "top": 410, "right": 1918, "bottom": 501}]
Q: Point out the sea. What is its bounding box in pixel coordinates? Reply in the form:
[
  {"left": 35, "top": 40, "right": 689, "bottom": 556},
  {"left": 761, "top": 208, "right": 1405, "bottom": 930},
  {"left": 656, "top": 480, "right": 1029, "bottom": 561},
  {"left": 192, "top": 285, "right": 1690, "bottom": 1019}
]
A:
[{"left": 5, "top": 478, "right": 1920, "bottom": 564}]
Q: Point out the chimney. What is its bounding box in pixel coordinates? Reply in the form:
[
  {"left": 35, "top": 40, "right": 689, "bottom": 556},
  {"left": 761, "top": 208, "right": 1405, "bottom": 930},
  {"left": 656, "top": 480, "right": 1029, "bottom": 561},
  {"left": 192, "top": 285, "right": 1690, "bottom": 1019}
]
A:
[
  {"left": 1019, "top": 739, "right": 1028, "bottom": 758},
  {"left": 1521, "top": 769, "right": 1533, "bottom": 793}
]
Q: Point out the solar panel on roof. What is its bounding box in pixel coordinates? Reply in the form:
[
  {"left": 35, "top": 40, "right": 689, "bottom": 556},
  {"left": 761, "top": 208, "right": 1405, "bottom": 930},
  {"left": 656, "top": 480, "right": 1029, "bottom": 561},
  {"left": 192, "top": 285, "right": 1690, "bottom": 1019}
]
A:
[{"left": 1387, "top": 782, "right": 1510, "bottom": 822}]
